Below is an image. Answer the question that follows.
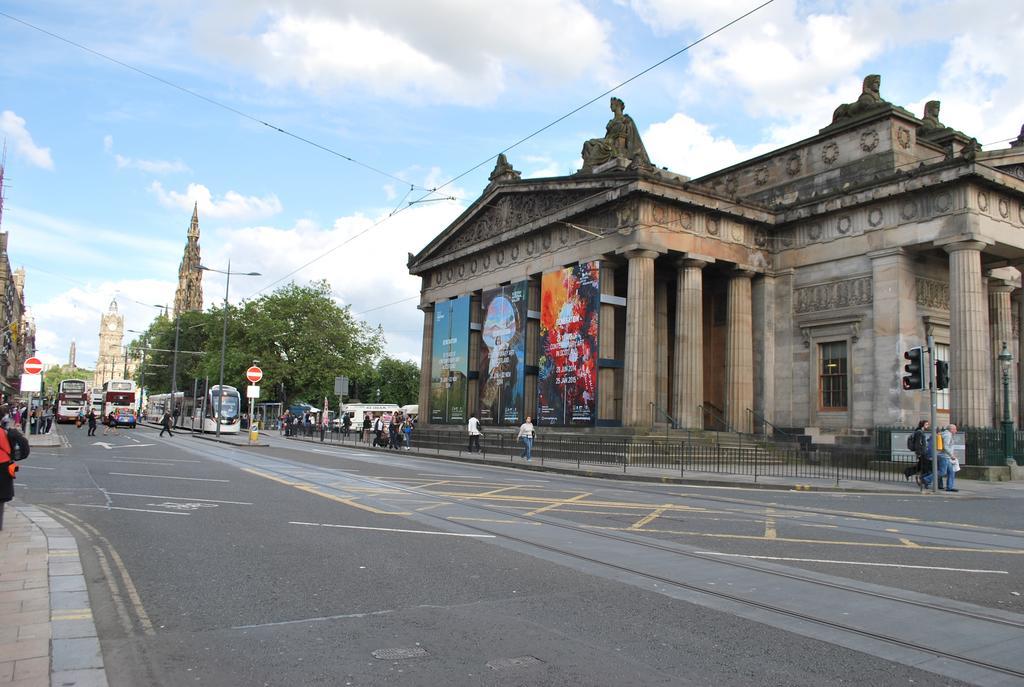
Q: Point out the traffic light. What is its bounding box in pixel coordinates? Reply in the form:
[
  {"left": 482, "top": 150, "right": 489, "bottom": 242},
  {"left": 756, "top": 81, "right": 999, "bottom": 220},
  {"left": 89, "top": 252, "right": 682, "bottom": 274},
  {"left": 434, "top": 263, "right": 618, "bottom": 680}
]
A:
[
  {"left": 902, "top": 347, "right": 924, "bottom": 390},
  {"left": 935, "top": 360, "right": 950, "bottom": 390}
]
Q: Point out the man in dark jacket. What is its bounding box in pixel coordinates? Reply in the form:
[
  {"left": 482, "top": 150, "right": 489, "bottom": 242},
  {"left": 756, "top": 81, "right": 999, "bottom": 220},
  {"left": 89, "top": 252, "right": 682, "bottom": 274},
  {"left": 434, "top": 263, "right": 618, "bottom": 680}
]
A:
[
  {"left": 0, "top": 405, "right": 31, "bottom": 530},
  {"left": 86, "top": 409, "right": 98, "bottom": 436},
  {"left": 160, "top": 411, "right": 174, "bottom": 437}
]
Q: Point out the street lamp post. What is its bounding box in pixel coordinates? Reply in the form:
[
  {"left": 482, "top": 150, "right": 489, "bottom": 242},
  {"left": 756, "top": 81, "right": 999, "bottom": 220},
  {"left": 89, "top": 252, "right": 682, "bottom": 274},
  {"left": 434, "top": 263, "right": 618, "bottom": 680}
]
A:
[
  {"left": 999, "top": 341, "right": 1015, "bottom": 465},
  {"left": 127, "top": 330, "right": 147, "bottom": 416},
  {"left": 196, "top": 261, "right": 260, "bottom": 437}
]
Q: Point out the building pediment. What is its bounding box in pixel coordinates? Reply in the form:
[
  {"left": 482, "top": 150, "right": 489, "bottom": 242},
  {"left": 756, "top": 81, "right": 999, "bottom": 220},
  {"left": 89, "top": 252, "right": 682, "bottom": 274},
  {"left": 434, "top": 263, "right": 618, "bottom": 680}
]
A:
[{"left": 409, "top": 177, "right": 642, "bottom": 274}]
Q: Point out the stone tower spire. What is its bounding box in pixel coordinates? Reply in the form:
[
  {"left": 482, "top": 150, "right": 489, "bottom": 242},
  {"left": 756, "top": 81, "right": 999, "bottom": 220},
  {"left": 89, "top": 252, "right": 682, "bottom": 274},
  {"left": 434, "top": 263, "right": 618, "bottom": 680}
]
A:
[
  {"left": 173, "top": 203, "right": 203, "bottom": 318},
  {"left": 68, "top": 339, "right": 76, "bottom": 368}
]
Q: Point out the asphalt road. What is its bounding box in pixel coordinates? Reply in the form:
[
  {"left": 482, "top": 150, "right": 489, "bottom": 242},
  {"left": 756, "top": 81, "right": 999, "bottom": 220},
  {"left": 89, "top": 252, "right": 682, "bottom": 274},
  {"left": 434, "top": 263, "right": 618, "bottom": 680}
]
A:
[{"left": 17, "top": 424, "right": 1024, "bottom": 686}]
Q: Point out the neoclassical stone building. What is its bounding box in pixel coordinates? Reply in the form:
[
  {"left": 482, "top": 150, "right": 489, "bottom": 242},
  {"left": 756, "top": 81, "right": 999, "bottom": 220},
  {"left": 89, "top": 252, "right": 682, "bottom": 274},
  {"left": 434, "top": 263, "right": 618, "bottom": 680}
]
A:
[{"left": 409, "top": 77, "right": 1024, "bottom": 439}]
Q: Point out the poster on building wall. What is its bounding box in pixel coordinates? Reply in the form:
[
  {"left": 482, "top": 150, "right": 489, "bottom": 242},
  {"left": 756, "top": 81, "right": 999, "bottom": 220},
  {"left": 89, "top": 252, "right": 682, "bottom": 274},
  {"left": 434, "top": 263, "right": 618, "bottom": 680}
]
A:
[
  {"left": 537, "top": 261, "right": 599, "bottom": 425},
  {"left": 479, "top": 281, "right": 527, "bottom": 425},
  {"left": 429, "top": 295, "right": 470, "bottom": 424}
]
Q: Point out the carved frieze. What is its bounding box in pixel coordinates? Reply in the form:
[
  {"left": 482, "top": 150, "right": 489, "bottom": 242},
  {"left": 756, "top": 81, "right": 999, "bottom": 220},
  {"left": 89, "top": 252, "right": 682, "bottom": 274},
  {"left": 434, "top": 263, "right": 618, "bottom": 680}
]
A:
[
  {"left": 999, "top": 198, "right": 1010, "bottom": 219},
  {"left": 897, "top": 127, "right": 911, "bottom": 149},
  {"left": 794, "top": 277, "right": 872, "bottom": 315},
  {"left": 821, "top": 142, "right": 839, "bottom": 165},
  {"left": 916, "top": 277, "right": 950, "bottom": 311},
  {"left": 440, "top": 190, "right": 595, "bottom": 254},
  {"left": 754, "top": 166, "right": 769, "bottom": 185},
  {"left": 786, "top": 153, "right": 802, "bottom": 176},
  {"left": 978, "top": 191, "right": 989, "bottom": 212},
  {"left": 860, "top": 129, "right": 879, "bottom": 152}
]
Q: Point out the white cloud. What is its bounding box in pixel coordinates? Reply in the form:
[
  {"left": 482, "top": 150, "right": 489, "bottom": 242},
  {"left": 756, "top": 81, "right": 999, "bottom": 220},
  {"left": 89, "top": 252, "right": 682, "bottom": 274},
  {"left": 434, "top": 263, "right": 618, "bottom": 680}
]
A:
[
  {"left": 644, "top": 112, "right": 776, "bottom": 178},
  {"left": 115, "top": 154, "right": 190, "bottom": 174},
  {"left": 196, "top": 1, "right": 609, "bottom": 105},
  {"left": 0, "top": 111, "right": 54, "bottom": 170},
  {"left": 150, "top": 181, "right": 283, "bottom": 221},
  {"left": 103, "top": 135, "right": 113, "bottom": 153}
]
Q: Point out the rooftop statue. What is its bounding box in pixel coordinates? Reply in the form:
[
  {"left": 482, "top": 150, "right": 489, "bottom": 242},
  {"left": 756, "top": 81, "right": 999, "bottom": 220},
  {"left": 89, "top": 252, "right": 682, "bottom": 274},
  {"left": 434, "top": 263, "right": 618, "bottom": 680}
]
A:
[
  {"left": 1011, "top": 123, "right": 1024, "bottom": 148},
  {"left": 488, "top": 153, "right": 521, "bottom": 183},
  {"left": 581, "top": 97, "right": 650, "bottom": 172},
  {"left": 917, "top": 100, "right": 955, "bottom": 140},
  {"left": 831, "top": 74, "right": 890, "bottom": 125}
]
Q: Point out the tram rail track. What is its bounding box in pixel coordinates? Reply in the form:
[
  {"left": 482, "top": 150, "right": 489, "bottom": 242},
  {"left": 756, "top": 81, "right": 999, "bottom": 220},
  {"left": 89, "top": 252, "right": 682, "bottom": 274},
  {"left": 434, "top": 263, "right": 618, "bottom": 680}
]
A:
[{"left": 226, "top": 451, "right": 1024, "bottom": 685}]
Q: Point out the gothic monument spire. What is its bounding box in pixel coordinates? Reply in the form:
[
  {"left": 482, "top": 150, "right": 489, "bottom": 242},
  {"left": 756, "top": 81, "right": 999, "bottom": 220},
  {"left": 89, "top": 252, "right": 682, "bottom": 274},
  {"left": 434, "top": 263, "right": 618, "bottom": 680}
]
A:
[{"left": 173, "top": 202, "right": 203, "bottom": 318}]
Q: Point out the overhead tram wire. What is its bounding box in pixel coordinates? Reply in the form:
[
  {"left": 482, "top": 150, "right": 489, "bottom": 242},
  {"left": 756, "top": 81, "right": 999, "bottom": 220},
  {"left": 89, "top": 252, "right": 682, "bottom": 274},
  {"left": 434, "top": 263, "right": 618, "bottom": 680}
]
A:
[
  {"left": 243, "top": 2, "right": 776, "bottom": 302},
  {"left": 0, "top": 11, "right": 425, "bottom": 193}
]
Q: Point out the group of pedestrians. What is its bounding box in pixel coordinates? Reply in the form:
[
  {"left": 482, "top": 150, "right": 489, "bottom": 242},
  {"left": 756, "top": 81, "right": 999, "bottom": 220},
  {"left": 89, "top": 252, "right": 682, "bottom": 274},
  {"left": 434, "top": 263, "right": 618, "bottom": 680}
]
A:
[
  {"left": 466, "top": 413, "right": 536, "bottom": 461},
  {"left": 4, "top": 403, "right": 54, "bottom": 435},
  {"left": 367, "top": 412, "right": 414, "bottom": 450},
  {"left": 905, "top": 420, "right": 959, "bottom": 492}
]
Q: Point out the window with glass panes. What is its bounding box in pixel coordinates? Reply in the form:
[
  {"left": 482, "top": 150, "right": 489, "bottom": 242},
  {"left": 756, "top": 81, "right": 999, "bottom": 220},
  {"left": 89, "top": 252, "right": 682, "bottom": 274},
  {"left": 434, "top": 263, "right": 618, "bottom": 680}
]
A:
[
  {"left": 935, "top": 343, "right": 949, "bottom": 411},
  {"left": 819, "top": 341, "right": 848, "bottom": 410}
]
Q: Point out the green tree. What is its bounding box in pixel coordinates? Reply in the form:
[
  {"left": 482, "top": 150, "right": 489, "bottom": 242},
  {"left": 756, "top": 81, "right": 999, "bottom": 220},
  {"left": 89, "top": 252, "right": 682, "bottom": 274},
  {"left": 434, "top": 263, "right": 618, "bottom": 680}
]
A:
[
  {"left": 351, "top": 356, "right": 419, "bottom": 406},
  {"left": 43, "top": 366, "right": 94, "bottom": 400}
]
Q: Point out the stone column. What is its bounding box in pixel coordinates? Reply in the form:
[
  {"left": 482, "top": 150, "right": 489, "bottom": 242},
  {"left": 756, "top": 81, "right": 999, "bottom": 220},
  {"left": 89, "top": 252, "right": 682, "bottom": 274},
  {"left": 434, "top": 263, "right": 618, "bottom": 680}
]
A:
[
  {"left": 672, "top": 259, "right": 706, "bottom": 429},
  {"left": 1018, "top": 291, "right": 1024, "bottom": 426},
  {"left": 598, "top": 262, "right": 619, "bottom": 423},
  {"left": 655, "top": 279, "right": 669, "bottom": 418},
  {"left": 467, "top": 292, "right": 482, "bottom": 420},
  {"left": 752, "top": 273, "right": 776, "bottom": 433},
  {"left": 525, "top": 277, "right": 541, "bottom": 421},
  {"left": 417, "top": 303, "right": 435, "bottom": 423},
  {"left": 725, "top": 270, "right": 754, "bottom": 433},
  {"left": 946, "top": 241, "right": 991, "bottom": 427},
  {"left": 989, "top": 279, "right": 1015, "bottom": 426},
  {"left": 622, "top": 249, "right": 658, "bottom": 427},
  {"left": 869, "top": 249, "right": 919, "bottom": 426}
]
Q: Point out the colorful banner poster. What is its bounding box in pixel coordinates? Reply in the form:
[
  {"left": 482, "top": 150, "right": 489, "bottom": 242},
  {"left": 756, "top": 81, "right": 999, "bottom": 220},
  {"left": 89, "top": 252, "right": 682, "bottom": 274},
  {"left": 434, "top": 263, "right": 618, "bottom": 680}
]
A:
[
  {"left": 537, "top": 261, "right": 600, "bottom": 425},
  {"left": 479, "top": 282, "right": 528, "bottom": 425},
  {"left": 429, "top": 296, "right": 470, "bottom": 424}
]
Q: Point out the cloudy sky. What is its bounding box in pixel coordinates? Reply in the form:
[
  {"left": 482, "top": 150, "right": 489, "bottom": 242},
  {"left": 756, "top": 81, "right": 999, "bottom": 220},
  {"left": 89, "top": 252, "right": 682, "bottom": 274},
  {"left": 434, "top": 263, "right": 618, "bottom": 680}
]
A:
[{"left": 1, "top": 0, "right": 1022, "bottom": 371}]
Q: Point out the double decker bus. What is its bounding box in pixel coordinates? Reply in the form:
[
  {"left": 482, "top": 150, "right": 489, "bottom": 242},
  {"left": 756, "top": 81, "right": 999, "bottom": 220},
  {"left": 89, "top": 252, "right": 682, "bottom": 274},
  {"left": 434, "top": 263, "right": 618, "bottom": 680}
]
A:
[
  {"left": 55, "top": 379, "right": 89, "bottom": 423},
  {"left": 103, "top": 379, "right": 137, "bottom": 428}
]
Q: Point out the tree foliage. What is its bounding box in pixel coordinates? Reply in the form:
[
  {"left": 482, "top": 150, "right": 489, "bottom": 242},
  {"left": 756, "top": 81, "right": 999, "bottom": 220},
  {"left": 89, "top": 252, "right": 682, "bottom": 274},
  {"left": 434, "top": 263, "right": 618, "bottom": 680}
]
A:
[
  {"left": 350, "top": 356, "right": 420, "bottom": 406},
  {"left": 43, "top": 366, "right": 93, "bottom": 398},
  {"left": 129, "top": 281, "right": 386, "bottom": 406}
]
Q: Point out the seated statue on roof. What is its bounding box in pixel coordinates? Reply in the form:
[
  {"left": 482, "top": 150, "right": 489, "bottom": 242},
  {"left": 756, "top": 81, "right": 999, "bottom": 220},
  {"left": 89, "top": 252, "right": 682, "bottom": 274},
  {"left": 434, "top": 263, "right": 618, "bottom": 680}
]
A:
[
  {"left": 581, "top": 97, "right": 651, "bottom": 172},
  {"left": 831, "top": 74, "right": 889, "bottom": 124},
  {"left": 917, "top": 100, "right": 953, "bottom": 140},
  {"left": 1011, "top": 123, "right": 1024, "bottom": 148}
]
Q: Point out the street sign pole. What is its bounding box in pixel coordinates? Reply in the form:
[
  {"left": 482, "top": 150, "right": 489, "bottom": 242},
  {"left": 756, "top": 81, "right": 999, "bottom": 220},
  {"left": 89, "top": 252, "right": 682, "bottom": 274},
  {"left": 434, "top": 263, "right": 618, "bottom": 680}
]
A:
[{"left": 927, "top": 335, "right": 938, "bottom": 493}]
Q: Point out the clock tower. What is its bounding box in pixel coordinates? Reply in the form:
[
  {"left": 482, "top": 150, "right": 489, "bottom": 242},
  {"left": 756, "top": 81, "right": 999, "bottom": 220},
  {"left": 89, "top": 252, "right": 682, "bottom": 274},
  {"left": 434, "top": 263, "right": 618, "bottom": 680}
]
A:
[{"left": 94, "top": 299, "right": 126, "bottom": 388}]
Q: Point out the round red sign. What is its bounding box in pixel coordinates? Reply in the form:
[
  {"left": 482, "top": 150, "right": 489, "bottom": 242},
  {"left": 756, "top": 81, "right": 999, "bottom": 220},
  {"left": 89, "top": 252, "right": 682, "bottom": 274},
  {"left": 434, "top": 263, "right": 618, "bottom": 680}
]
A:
[
  {"left": 246, "top": 366, "right": 263, "bottom": 383},
  {"left": 23, "top": 357, "right": 43, "bottom": 375}
]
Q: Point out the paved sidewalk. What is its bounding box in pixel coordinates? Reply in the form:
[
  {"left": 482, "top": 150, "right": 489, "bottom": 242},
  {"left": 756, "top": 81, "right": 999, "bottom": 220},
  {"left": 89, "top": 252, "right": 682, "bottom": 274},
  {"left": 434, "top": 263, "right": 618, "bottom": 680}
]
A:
[{"left": 0, "top": 504, "right": 107, "bottom": 687}]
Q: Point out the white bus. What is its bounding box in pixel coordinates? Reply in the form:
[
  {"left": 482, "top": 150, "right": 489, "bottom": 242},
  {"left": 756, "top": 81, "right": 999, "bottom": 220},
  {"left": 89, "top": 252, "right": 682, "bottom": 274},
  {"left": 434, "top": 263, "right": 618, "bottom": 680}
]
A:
[
  {"left": 56, "top": 379, "right": 89, "bottom": 423},
  {"left": 339, "top": 403, "right": 400, "bottom": 426}
]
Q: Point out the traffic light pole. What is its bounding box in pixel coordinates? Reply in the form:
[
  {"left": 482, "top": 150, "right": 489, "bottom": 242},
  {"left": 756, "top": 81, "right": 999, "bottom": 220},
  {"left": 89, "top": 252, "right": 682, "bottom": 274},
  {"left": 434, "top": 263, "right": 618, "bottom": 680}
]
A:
[{"left": 927, "top": 335, "right": 938, "bottom": 494}]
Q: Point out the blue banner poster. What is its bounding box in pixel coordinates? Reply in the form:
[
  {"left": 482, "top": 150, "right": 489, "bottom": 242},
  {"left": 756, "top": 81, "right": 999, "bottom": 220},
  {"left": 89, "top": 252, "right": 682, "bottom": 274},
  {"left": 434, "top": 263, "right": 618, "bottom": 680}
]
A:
[
  {"left": 479, "top": 281, "right": 527, "bottom": 425},
  {"left": 537, "top": 261, "right": 600, "bottom": 426},
  {"left": 429, "top": 295, "right": 470, "bottom": 424}
]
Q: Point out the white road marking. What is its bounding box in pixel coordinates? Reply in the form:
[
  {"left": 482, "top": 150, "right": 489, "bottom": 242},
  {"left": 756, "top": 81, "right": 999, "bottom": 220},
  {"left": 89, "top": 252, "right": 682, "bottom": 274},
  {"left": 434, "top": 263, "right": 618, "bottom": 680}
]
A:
[
  {"left": 291, "top": 521, "right": 495, "bottom": 538},
  {"left": 18, "top": 465, "right": 55, "bottom": 470},
  {"left": 696, "top": 552, "right": 1008, "bottom": 574},
  {"left": 148, "top": 502, "right": 218, "bottom": 511},
  {"left": 68, "top": 504, "right": 190, "bottom": 516},
  {"left": 91, "top": 457, "right": 202, "bottom": 464},
  {"left": 108, "top": 472, "right": 229, "bottom": 482},
  {"left": 92, "top": 442, "right": 155, "bottom": 450},
  {"left": 233, "top": 608, "right": 394, "bottom": 630},
  {"left": 88, "top": 459, "right": 178, "bottom": 467},
  {"left": 104, "top": 491, "right": 253, "bottom": 505},
  {"left": 417, "top": 473, "right": 486, "bottom": 479}
]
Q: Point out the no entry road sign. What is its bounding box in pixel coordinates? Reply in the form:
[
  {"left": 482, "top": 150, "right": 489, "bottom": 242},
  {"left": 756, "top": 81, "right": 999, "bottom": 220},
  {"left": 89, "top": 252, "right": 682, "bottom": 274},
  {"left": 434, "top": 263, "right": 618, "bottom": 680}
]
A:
[
  {"left": 23, "top": 357, "right": 43, "bottom": 375},
  {"left": 246, "top": 366, "right": 263, "bottom": 383}
]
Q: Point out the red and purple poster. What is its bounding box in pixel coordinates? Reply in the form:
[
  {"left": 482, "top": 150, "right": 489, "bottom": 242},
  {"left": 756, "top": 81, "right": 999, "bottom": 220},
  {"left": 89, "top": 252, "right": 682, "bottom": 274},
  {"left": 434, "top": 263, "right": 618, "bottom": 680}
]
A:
[
  {"left": 537, "top": 261, "right": 599, "bottom": 425},
  {"left": 479, "top": 282, "right": 527, "bottom": 425}
]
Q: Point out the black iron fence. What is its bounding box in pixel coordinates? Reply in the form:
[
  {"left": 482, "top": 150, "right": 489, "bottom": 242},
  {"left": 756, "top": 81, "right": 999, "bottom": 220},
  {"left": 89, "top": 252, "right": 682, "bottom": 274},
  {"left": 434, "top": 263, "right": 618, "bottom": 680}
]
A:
[
  {"left": 874, "top": 425, "right": 1021, "bottom": 467},
  {"left": 287, "top": 423, "right": 906, "bottom": 484}
]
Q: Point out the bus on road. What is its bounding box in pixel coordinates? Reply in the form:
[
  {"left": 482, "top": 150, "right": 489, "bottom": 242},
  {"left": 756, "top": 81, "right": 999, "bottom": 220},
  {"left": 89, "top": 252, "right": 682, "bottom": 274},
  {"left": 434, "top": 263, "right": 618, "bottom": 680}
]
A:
[
  {"left": 103, "top": 380, "right": 137, "bottom": 427},
  {"left": 55, "top": 379, "right": 89, "bottom": 423}
]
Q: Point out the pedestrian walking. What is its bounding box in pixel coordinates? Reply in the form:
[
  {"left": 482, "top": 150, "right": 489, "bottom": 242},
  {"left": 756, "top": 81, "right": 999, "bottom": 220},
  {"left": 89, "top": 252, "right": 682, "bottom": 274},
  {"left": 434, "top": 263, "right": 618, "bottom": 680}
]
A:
[
  {"left": 159, "top": 410, "right": 174, "bottom": 437},
  {"left": 517, "top": 416, "right": 535, "bottom": 461},
  {"left": 402, "top": 417, "right": 413, "bottom": 450},
  {"left": 43, "top": 405, "right": 53, "bottom": 433},
  {"left": 0, "top": 405, "right": 31, "bottom": 531},
  {"left": 103, "top": 411, "right": 118, "bottom": 436},
  {"left": 86, "top": 409, "right": 98, "bottom": 436},
  {"left": 904, "top": 420, "right": 931, "bottom": 483},
  {"left": 373, "top": 414, "right": 385, "bottom": 447},
  {"left": 467, "top": 413, "right": 482, "bottom": 453},
  {"left": 389, "top": 415, "right": 402, "bottom": 450}
]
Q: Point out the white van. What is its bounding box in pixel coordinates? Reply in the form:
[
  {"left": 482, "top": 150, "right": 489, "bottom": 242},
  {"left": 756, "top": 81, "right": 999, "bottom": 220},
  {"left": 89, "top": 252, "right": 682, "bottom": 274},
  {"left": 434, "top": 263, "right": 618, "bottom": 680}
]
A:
[{"left": 339, "top": 403, "right": 400, "bottom": 426}]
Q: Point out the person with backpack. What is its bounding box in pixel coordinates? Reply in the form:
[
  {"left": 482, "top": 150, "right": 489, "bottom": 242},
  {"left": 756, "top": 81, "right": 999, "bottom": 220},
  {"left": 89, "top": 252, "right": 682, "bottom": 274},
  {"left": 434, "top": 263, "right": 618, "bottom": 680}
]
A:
[
  {"left": 904, "top": 420, "right": 931, "bottom": 482},
  {"left": 0, "top": 404, "right": 32, "bottom": 531}
]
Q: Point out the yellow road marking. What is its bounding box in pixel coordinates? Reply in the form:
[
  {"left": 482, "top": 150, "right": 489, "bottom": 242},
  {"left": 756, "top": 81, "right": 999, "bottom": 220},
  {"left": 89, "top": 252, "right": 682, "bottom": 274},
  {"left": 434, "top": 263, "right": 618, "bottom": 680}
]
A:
[
  {"left": 294, "top": 485, "right": 411, "bottom": 515},
  {"left": 52, "top": 609, "right": 92, "bottom": 621},
  {"left": 581, "top": 523, "right": 1024, "bottom": 555},
  {"left": 764, "top": 519, "right": 777, "bottom": 540},
  {"left": 477, "top": 486, "right": 527, "bottom": 497},
  {"left": 631, "top": 506, "right": 670, "bottom": 530},
  {"left": 526, "top": 492, "right": 592, "bottom": 517},
  {"left": 885, "top": 528, "right": 900, "bottom": 532},
  {"left": 900, "top": 538, "right": 921, "bottom": 548}
]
